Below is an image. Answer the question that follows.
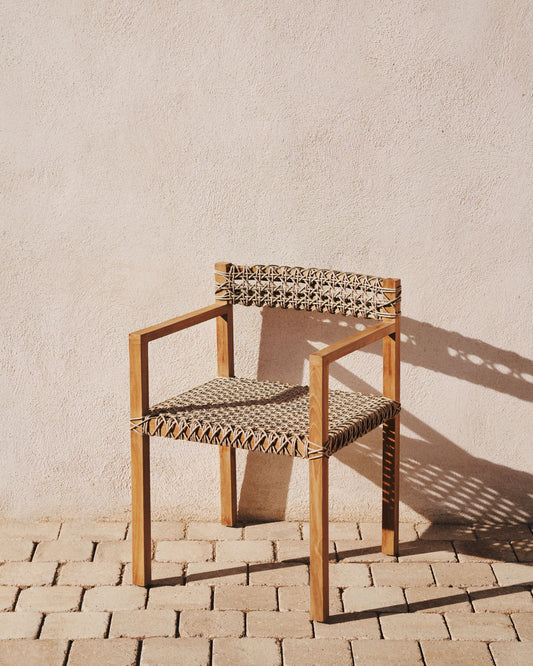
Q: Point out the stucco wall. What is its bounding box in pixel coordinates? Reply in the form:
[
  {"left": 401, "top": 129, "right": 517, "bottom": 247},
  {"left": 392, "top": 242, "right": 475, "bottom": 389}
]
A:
[{"left": 2, "top": 1, "right": 532, "bottom": 523}]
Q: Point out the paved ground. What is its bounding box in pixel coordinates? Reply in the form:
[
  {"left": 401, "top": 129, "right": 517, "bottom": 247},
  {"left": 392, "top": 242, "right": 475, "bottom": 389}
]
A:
[{"left": 0, "top": 520, "right": 531, "bottom": 665}]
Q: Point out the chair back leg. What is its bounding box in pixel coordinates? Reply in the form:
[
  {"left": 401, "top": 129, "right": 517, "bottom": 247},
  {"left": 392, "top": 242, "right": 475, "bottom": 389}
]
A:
[
  {"left": 309, "top": 456, "right": 329, "bottom": 622},
  {"left": 131, "top": 431, "right": 151, "bottom": 585},
  {"left": 382, "top": 415, "right": 400, "bottom": 555},
  {"left": 220, "top": 447, "right": 237, "bottom": 526}
]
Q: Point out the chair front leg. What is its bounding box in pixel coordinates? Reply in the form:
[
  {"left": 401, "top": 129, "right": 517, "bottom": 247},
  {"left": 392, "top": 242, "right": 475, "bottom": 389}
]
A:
[
  {"left": 309, "top": 456, "right": 329, "bottom": 622},
  {"left": 220, "top": 446, "right": 237, "bottom": 526},
  {"left": 382, "top": 415, "right": 400, "bottom": 556},
  {"left": 131, "top": 431, "right": 151, "bottom": 586}
]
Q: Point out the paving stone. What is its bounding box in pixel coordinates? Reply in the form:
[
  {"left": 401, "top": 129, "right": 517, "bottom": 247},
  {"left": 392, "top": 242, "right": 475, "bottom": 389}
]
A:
[
  {"left": 109, "top": 610, "right": 176, "bottom": 638},
  {"left": 371, "top": 563, "right": 434, "bottom": 587},
  {"left": 247, "top": 611, "right": 312, "bottom": 638},
  {"left": 469, "top": 586, "right": 533, "bottom": 612},
  {"left": 284, "top": 638, "right": 352, "bottom": 665},
  {"left": 60, "top": 521, "right": 127, "bottom": 540},
  {"left": 82, "top": 585, "right": 147, "bottom": 611},
  {"left": 187, "top": 522, "right": 242, "bottom": 540},
  {"left": 213, "top": 638, "right": 281, "bottom": 665},
  {"left": 0, "top": 612, "right": 42, "bottom": 639},
  {"left": 179, "top": 610, "right": 244, "bottom": 638},
  {"left": 216, "top": 540, "right": 274, "bottom": 562},
  {"left": 511, "top": 540, "right": 533, "bottom": 562},
  {"left": 0, "top": 639, "right": 68, "bottom": 665},
  {"left": 0, "top": 522, "right": 61, "bottom": 540},
  {"left": 455, "top": 540, "right": 517, "bottom": 562},
  {"left": 40, "top": 611, "right": 109, "bottom": 639},
  {"left": 405, "top": 586, "right": 472, "bottom": 613},
  {"left": 278, "top": 586, "right": 342, "bottom": 613},
  {"left": 511, "top": 612, "right": 533, "bottom": 640},
  {"left": 417, "top": 524, "right": 476, "bottom": 541},
  {"left": 33, "top": 540, "right": 93, "bottom": 562},
  {"left": 314, "top": 614, "right": 381, "bottom": 639},
  {"left": 277, "top": 540, "right": 335, "bottom": 562},
  {"left": 421, "top": 640, "right": 493, "bottom": 665},
  {"left": 432, "top": 562, "right": 496, "bottom": 587},
  {"left": 490, "top": 642, "right": 533, "bottom": 666},
  {"left": 156, "top": 541, "right": 213, "bottom": 563},
  {"left": 492, "top": 562, "right": 533, "bottom": 586},
  {"left": 342, "top": 586, "right": 406, "bottom": 614},
  {"left": 146, "top": 522, "right": 186, "bottom": 541},
  {"left": 148, "top": 585, "right": 211, "bottom": 610},
  {"left": 445, "top": 612, "right": 516, "bottom": 641},
  {"left": 215, "top": 585, "right": 277, "bottom": 611},
  {"left": 140, "top": 637, "right": 210, "bottom": 665},
  {"left": 249, "top": 562, "right": 308, "bottom": 586},
  {"left": 68, "top": 638, "right": 139, "bottom": 666},
  {"left": 17, "top": 585, "right": 82, "bottom": 612},
  {"left": 94, "top": 541, "right": 132, "bottom": 562},
  {"left": 380, "top": 613, "right": 448, "bottom": 639},
  {"left": 359, "top": 523, "right": 417, "bottom": 541},
  {"left": 187, "top": 561, "right": 246, "bottom": 585},
  {"left": 0, "top": 540, "right": 34, "bottom": 561},
  {"left": 58, "top": 561, "right": 121, "bottom": 586},
  {"left": 475, "top": 524, "right": 532, "bottom": 540},
  {"left": 335, "top": 539, "right": 395, "bottom": 563},
  {"left": 398, "top": 540, "right": 456, "bottom": 562},
  {"left": 0, "top": 586, "right": 18, "bottom": 611},
  {"left": 302, "top": 523, "right": 359, "bottom": 541},
  {"left": 0, "top": 561, "right": 57, "bottom": 586},
  {"left": 329, "top": 563, "right": 371, "bottom": 587},
  {"left": 351, "top": 639, "right": 424, "bottom": 665},
  {"left": 122, "top": 562, "right": 184, "bottom": 586},
  {"left": 244, "top": 522, "right": 300, "bottom": 541}
]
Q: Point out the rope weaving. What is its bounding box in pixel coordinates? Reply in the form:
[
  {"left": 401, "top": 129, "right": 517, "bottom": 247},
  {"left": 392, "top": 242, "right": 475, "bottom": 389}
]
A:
[
  {"left": 131, "top": 377, "right": 400, "bottom": 459},
  {"left": 215, "top": 264, "right": 401, "bottom": 320}
]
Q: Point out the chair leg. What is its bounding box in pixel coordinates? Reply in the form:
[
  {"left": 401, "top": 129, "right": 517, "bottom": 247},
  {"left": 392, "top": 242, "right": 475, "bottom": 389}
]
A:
[
  {"left": 309, "top": 456, "right": 329, "bottom": 622},
  {"left": 131, "top": 431, "right": 151, "bottom": 586},
  {"left": 220, "top": 447, "right": 237, "bottom": 526},
  {"left": 382, "top": 415, "right": 400, "bottom": 556}
]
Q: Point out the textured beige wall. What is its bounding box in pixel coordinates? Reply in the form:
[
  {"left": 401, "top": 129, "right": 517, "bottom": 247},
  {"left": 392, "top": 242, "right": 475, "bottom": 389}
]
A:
[{"left": 2, "top": 1, "right": 532, "bottom": 523}]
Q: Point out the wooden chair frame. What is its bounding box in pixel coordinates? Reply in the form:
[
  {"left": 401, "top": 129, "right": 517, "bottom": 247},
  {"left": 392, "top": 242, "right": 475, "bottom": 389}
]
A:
[{"left": 130, "top": 262, "right": 400, "bottom": 622}]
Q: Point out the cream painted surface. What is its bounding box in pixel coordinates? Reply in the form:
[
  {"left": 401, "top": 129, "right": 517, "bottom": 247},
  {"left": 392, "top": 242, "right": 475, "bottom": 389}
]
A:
[{"left": 1, "top": 1, "right": 532, "bottom": 522}]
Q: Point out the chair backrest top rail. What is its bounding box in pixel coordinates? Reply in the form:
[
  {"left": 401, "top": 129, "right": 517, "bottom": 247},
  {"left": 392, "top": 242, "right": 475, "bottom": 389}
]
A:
[{"left": 215, "top": 262, "right": 401, "bottom": 320}]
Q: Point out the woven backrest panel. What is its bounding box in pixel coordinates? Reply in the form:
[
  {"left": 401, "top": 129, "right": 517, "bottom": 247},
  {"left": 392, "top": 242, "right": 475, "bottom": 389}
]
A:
[{"left": 215, "top": 264, "right": 400, "bottom": 320}]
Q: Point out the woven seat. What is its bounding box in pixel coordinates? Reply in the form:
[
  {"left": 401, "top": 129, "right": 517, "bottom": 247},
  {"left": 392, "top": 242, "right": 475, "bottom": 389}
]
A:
[
  {"left": 129, "top": 262, "right": 401, "bottom": 623},
  {"left": 131, "top": 377, "right": 400, "bottom": 459}
]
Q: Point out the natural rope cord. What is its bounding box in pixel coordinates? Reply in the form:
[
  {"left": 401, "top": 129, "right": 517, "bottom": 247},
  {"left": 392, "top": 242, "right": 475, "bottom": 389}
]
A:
[
  {"left": 215, "top": 264, "right": 401, "bottom": 320},
  {"left": 131, "top": 377, "right": 400, "bottom": 459}
]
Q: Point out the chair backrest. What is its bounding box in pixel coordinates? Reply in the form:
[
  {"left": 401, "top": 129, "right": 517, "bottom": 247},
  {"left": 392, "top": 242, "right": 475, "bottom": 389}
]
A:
[{"left": 215, "top": 262, "right": 401, "bottom": 321}]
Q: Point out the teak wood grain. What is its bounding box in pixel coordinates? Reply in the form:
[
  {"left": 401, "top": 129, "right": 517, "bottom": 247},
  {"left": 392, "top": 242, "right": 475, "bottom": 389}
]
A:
[
  {"left": 382, "top": 277, "right": 401, "bottom": 556},
  {"left": 129, "top": 337, "right": 151, "bottom": 586},
  {"left": 309, "top": 355, "right": 329, "bottom": 622},
  {"left": 215, "top": 262, "right": 237, "bottom": 527}
]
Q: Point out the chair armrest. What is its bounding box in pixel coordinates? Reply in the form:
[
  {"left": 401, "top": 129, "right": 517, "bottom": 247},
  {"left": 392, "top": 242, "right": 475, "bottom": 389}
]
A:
[
  {"left": 308, "top": 320, "right": 397, "bottom": 450},
  {"left": 129, "top": 303, "right": 231, "bottom": 344},
  {"left": 309, "top": 321, "right": 396, "bottom": 365}
]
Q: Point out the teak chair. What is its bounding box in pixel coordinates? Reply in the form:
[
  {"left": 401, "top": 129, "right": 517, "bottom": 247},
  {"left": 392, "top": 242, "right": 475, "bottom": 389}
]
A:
[{"left": 129, "top": 262, "right": 401, "bottom": 622}]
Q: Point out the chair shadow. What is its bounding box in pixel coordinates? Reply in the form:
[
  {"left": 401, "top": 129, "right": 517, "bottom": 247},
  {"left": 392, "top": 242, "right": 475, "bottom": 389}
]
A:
[
  {"left": 152, "top": 561, "right": 532, "bottom": 622},
  {"left": 238, "top": 307, "right": 533, "bottom": 526}
]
